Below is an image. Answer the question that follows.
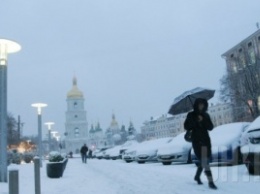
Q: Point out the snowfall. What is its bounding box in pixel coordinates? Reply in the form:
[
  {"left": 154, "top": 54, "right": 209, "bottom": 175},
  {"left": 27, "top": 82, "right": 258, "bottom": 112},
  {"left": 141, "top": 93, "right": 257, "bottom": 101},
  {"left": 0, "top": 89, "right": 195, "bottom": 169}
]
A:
[{"left": 1, "top": 156, "right": 260, "bottom": 194}]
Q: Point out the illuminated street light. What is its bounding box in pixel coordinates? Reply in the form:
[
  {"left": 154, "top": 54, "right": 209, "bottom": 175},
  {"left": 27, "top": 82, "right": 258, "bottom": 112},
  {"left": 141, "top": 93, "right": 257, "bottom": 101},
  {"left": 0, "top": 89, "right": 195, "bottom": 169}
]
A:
[
  {"left": 31, "top": 103, "right": 47, "bottom": 167},
  {"left": 0, "top": 38, "right": 21, "bottom": 182}
]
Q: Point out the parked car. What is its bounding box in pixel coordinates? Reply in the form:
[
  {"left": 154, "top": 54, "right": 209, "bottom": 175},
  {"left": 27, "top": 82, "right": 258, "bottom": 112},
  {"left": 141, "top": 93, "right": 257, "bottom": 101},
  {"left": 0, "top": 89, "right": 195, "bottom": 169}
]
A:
[
  {"left": 96, "top": 147, "right": 110, "bottom": 159},
  {"left": 136, "top": 138, "right": 173, "bottom": 164},
  {"left": 241, "top": 117, "right": 260, "bottom": 175},
  {"left": 157, "top": 132, "right": 192, "bottom": 165},
  {"left": 191, "top": 122, "right": 250, "bottom": 166},
  {"left": 123, "top": 143, "right": 141, "bottom": 163},
  {"left": 119, "top": 140, "right": 139, "bottom": 159},
  {"left": 92, "top": 149, "right": 100, "bottom": 159},
  {"left": 105, "top": 146, "right": 122, "bottom": 160}
]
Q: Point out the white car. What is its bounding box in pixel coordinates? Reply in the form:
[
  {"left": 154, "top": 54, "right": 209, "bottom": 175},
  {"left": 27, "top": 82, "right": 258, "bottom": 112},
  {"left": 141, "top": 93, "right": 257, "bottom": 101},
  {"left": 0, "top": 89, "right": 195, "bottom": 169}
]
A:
[
  {"left": 119, "top": 140, "right": 139, "bottom": 157},
  {"left": 135, "top": 138, "right": 173, "bottom": 164},
  {"left": 191, "top": 122, "right": 250, "bottom": 165},
  {"left": 104, "top": 146, "right": 122, "bottom": 160},
  {"left": 157, "top": 132, "right": 192, "bottom": 165},
  {"left": 95, "top": 147, "right": 110, "bottom": 159},
  {"left": 241, "top": 117, "right": 260, "bottom": 175},
  {"left": 123, "top": 143, "right": 140, "bottom": 163}
]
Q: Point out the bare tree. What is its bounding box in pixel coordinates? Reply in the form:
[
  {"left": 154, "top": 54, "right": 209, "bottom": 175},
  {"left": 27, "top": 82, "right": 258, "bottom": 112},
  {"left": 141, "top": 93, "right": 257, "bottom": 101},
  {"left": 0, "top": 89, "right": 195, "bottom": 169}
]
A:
[
  {"left": 7, "top": 113, "right": 19, "bottom": 145},
  {"left": 220, "top": 44, "right": 260, "bottom": 121}
]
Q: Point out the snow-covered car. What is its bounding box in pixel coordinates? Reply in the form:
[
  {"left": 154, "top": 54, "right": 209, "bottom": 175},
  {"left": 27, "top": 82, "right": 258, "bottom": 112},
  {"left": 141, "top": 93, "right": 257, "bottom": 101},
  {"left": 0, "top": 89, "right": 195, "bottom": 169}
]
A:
[
  {"left": 241, "top": 117, "right": 260, "bottom": 175},
  {"left": 136, "top": 138, "right": 173, "bottom": 164},
  {"left": 118, "top": 140, "right": 138, "bottom": 159},
  {"left": 92, "top": 149, "right": 100, "bottom": 159},
  {"left": 96, "top": 147, "right": 110, "bottom": 159},
  {"left": 191, "top": 122, "right": 250, "bottom": 165},
  {"left": 123, "top": 143, "right": 140, "bottom": 163},
  {"left": 157, "top": 132, "right": 192, "bottom": 165},
  {"left": 104, "top": 146, "right": 122, "bottom": 160},
  {"left": 101, "top": 141, "right": 140, "bottom": 160}
]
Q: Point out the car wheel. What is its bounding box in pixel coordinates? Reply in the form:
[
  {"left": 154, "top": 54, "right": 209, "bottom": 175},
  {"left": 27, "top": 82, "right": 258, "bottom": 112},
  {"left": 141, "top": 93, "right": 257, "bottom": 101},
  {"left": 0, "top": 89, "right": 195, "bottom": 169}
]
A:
[
  {"left": 246, "top": 164, "right": 260, "bottom": 175},
  {"left": 162, "top": 162, "right": 172, "bottom": 165},
  {"left": 137, "top": 161, "right": 145, "bottom": 164},
  {"left": 125, "top": 160, "right": 132, "bottom": 163}
]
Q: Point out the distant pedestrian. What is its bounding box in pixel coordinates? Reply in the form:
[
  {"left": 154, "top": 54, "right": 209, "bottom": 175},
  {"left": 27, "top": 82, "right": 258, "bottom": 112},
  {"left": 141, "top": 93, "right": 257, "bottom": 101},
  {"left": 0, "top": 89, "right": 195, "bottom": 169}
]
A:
[
  {"left": 80, "top": 144, "right": 88, "bottom": 163},
  {"left": 88, "top": 149, "right": 93, "bottom": 159},
  {"left": 68, "top": 151, "right": 73, "bottom": 158},
  {"left": 184, "top": 98, "right": 217, "bottom": 190}
]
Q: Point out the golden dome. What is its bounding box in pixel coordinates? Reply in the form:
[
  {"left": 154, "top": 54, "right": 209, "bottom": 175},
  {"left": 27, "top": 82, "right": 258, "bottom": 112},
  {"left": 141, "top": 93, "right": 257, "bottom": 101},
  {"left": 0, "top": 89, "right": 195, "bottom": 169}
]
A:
[
  {"left": 67, "top": 77, "right": 84, "bottom": 98},
  {"left": 110, "top": 114, "right": 118, "bottom": 126}
]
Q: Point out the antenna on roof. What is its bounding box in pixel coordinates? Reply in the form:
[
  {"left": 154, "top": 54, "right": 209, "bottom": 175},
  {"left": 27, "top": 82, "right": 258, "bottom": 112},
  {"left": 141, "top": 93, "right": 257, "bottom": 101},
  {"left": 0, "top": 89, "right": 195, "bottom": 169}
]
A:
[{"left": 256, "top": 22, "right": 259, "bottom": 30}]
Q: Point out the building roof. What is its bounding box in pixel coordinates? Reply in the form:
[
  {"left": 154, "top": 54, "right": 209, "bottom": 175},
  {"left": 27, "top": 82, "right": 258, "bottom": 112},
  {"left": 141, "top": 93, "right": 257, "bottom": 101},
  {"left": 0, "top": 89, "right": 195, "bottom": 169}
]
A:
[
  {"left": 110, "top": 114, "right": 119, "bottom": 127},
  {"left": 89, "top": 124, "right": 95, "bottom": 133},
  {"left": 67, "top": 77, "right": 84, "bottom": 98},
  {"left": 222, "top": 29, "right": 260, "bottom": 58},
  {"left": 95, "top": 122, "right": 103, "bottom": 132}
]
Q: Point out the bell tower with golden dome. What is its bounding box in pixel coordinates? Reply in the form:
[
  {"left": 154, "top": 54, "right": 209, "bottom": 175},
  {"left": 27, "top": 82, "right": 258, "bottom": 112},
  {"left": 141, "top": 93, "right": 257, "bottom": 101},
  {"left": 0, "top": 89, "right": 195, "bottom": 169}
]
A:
[{"left": 65, "top": 77, "right": 88, "bottom": 153}]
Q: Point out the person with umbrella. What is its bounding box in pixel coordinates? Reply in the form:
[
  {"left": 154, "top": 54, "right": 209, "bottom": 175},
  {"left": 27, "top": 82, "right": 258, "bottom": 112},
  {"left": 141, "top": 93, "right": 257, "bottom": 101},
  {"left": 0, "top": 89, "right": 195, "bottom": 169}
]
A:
[
  {"left": 169, "top": 87, "right": 217, "bottom": 190},
  {"left": 184, "top": 98, "right": 217, "bottom": 190}
]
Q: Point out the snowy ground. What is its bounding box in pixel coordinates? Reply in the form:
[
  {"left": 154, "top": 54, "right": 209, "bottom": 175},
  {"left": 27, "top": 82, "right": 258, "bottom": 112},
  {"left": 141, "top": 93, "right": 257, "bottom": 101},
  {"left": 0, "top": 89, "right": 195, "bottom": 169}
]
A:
[{"left": 1, "top": 158, "right": 260, "bottom": 194}]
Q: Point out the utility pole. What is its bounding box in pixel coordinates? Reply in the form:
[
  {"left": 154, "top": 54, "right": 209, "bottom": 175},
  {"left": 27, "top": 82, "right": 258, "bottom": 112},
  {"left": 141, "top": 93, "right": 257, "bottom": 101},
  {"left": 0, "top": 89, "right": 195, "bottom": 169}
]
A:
[{"left": 17, "top": 115, "right": 21, "bottom": 141}]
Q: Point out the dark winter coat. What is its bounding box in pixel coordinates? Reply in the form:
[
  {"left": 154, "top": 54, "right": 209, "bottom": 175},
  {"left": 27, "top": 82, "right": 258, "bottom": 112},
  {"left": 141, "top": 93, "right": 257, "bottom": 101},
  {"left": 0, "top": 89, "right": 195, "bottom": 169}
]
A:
[
  {"left": 184, "top": 98, "right": 214, "bottom": 160},
  {"left": 80, "top": 145, "right": 88, "bottom": 155}
]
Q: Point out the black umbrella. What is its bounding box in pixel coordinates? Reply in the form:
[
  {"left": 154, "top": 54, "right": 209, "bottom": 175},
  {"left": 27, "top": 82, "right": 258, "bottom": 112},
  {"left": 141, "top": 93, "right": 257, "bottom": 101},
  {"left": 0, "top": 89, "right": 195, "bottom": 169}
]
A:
[{"left": 168, "top": 87, "right": 215, "bottom": 115}]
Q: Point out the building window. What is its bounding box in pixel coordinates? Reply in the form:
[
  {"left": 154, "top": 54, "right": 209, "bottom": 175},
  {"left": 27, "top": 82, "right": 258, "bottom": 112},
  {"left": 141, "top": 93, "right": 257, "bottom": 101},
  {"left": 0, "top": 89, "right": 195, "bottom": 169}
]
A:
[
  {"left": 74, "top": 115, "right": 78, "bottom": 118},
  {"left": 248, "top": 48, "right": 256, "bottom": 64},
  {"left": 74, "top": 128, "right": 80, "bottom": 137},
  {"left": 74, "top": 102, "right": 78, "bottom": 108},
  {"left": 238, "top": 54, "right": 246, "bottom": 68}
]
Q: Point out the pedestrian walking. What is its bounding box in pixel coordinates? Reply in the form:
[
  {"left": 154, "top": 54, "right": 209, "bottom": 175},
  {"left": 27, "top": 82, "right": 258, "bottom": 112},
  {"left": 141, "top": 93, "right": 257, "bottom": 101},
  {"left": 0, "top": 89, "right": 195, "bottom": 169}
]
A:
[
  {"left": 184, "top": 98, "right": 217, "bottom": 190},
  {"left": 88, "top": 149, "right": 93, "bottom": 159},
  {"left": 80, "top": 144, "right": 88, "bottom": 163}
]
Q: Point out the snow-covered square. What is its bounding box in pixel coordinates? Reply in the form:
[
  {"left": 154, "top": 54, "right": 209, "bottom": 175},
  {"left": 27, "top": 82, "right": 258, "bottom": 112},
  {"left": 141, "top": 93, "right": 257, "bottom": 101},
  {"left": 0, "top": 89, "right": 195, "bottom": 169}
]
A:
[{"left": 1, "top": 157, "right": 260, "bottom": 194}]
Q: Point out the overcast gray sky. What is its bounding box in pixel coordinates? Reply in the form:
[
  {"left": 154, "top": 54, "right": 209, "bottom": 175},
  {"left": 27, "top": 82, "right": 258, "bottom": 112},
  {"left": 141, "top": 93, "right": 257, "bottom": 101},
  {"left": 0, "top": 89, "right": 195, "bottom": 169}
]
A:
[{"left": 1, "top": 0, "right": 260, "bottom": 136}]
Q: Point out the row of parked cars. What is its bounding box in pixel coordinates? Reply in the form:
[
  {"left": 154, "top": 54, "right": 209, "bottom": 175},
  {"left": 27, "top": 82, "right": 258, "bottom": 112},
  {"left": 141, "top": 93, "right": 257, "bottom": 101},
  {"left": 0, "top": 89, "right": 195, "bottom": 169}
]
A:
[{"left": 93, "top": 118, "right": 260, "bottom": 175}]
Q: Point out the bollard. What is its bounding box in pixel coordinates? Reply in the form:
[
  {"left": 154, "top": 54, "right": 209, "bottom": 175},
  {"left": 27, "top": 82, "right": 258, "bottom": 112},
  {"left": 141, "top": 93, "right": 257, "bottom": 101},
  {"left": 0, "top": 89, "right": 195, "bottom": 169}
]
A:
[
  {"left": 9, "top": 169, "right": 19, "bottom": 194},
  {"left": 34, "top": 157, "right": 41, "bottom": 194}
]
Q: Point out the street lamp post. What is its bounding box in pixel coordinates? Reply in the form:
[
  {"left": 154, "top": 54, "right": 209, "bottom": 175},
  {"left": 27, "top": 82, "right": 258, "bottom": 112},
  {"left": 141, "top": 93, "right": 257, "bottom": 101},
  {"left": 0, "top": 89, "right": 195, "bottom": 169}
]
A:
[
  {"left": 31, "top": 103, "right": 47, "bottom": 167},
  {"left": 0, "top": 39, "right": 21, "bottom": 182},
  {"left": 44, "top": 122, "right": 55, "bottom": 152},
  {"left": 51, "top": 131, "right": 59, "bottom": 151}
]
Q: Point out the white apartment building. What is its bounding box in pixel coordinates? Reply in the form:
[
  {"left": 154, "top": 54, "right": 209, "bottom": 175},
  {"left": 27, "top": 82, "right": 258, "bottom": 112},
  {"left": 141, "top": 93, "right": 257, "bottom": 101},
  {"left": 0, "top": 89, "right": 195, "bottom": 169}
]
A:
[{"left": 141, "top": 103, "right": 234, "bottom": 140}]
